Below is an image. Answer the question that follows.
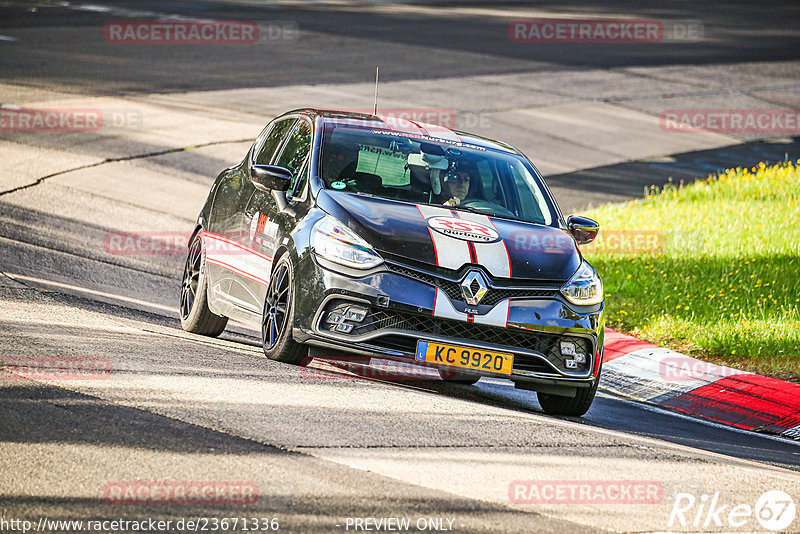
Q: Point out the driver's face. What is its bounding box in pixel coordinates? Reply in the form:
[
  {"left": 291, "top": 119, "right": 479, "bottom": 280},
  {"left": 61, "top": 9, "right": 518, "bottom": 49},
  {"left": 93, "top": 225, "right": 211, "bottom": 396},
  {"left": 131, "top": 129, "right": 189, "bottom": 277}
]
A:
[{"left": 447, "top": 172, "right": 470, "bottom": 200}]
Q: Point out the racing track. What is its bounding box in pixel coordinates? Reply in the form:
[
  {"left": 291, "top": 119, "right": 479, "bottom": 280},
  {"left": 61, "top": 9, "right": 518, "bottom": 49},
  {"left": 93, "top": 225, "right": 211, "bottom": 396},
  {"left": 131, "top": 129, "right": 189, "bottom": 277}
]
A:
[{"left": 2, "top": 1, "right": 800, "bottom": 532}]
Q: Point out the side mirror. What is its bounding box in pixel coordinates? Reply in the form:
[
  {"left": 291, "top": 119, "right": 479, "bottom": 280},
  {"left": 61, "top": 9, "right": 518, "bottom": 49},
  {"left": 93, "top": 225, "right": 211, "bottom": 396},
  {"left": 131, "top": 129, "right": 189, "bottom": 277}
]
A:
[
  {"left": 567, "top": 215, "right": 599, "bottom": 245},
  {"left": 250, "top": 164, "right": 292, "bottom": 192}
]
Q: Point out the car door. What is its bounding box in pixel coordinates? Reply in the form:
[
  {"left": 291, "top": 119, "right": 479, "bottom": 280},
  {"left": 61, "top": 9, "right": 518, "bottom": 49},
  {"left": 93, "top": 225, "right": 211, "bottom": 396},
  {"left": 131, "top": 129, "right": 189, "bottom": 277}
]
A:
[
  {"left": 206, "top": 117, "right": 297, "bottom": 319},
  {"left": 239, "top": 118, "right": 314, "bottom": 312}
]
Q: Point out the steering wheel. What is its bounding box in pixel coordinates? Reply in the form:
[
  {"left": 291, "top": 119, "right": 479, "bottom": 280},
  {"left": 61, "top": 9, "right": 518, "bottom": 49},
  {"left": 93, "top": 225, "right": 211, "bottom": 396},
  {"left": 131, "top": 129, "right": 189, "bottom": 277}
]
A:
[{"left": 460, "top": 199, "right": 516, "bottom": 218}]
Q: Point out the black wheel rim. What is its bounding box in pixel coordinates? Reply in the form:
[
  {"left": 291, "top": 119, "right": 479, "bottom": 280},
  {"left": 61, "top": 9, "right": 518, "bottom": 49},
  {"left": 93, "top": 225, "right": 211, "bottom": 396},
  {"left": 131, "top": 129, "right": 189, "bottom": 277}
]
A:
[
  {"left": 180, "top": 235, "right": 202, "bottom": 321},
  {"left": 262, "top": 262, "right": 290, "bottom": 350}
]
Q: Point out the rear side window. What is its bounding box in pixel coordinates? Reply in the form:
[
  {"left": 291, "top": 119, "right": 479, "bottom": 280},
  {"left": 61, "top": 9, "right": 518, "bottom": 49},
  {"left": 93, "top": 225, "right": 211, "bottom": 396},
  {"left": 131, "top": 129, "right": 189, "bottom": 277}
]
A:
[{"left": 255, "top": 119, "right": 296, "bottom": 165}]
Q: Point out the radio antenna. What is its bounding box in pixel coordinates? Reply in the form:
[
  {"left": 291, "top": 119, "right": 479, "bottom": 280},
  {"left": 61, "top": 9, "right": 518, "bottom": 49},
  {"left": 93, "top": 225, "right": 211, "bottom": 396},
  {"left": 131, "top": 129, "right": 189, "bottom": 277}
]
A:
[{"left": 373, "top": 66, "right": 379, "bottom": 115}]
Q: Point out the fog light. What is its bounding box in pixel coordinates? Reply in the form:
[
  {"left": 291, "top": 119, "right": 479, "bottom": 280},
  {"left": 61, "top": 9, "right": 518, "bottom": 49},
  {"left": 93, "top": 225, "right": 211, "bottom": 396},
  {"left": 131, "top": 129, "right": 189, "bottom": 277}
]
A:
[
  {"left": 335, "top": 323, "right": 354, "bottom": 333},
  {"left": 574, "top": 353, "right": 586, "bottom": 364},
  {"left": 344, "top": 305, "right": 367, "bottom": 322},
  {"left": 565, "top": 359, "right": 577, "bottom": 369},
  {"left": 326, "top": 312, "right": 343, "bottom": 324},
  {"left": 560, "top": 341, "right": 577, "bottom": 356}
]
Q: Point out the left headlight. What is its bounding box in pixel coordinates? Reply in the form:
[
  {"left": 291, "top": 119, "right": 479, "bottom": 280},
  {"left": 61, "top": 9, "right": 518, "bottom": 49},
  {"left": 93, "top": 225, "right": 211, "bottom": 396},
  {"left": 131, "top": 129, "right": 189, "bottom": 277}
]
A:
[
  {"left": 560, "top": 261, "right": 603, "bottom": 306},
  {"left": 311, "top": 215, "right": 383, "bottom": 269}
]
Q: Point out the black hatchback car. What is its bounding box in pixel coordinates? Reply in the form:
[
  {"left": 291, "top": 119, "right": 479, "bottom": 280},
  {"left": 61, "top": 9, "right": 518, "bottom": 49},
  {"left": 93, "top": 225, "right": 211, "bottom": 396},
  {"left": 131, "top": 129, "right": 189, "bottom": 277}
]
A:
[{"left": 180, "top": 109, "right": 605, "bottom": 416}]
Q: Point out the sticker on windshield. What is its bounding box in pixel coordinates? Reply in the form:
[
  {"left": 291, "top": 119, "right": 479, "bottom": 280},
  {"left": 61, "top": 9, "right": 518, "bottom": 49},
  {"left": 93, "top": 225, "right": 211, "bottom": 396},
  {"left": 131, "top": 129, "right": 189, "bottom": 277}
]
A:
[
  {"left": 427, "top": 216, "right": 500, "bottom": 243},
  {"left": 331, "top": 181, "right": 346, "bottom": 190}
]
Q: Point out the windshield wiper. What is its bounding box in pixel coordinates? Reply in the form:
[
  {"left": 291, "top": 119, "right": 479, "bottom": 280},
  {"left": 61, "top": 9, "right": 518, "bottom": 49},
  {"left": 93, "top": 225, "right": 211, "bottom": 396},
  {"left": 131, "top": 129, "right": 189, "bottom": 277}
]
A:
[
  {"left": 446, "top": 204, "right": 490, "bottom": 216},
  {"left": 427, "top": 202, "right": 522, "bottom": 223}
]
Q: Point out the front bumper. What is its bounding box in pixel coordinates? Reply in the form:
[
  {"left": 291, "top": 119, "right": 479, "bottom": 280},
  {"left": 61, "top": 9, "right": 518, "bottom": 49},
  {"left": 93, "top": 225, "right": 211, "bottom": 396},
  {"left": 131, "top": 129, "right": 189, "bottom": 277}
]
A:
[{"left": 292, "top": 254, "right": 605, "bottom": 390}]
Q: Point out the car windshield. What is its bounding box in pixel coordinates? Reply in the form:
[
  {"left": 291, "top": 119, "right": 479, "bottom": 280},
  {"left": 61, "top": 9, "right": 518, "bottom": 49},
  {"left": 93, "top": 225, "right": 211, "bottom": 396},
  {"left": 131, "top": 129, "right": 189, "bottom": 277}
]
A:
[{"left": 320, "top": 124, "right": 555, "bottom": 226}]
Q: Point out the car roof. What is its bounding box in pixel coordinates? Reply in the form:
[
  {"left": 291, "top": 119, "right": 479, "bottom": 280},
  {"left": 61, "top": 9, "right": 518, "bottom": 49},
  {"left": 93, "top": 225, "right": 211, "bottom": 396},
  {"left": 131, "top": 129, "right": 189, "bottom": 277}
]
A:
[{"left": 279, "top": 108, "right": 523, "bottom": 156}]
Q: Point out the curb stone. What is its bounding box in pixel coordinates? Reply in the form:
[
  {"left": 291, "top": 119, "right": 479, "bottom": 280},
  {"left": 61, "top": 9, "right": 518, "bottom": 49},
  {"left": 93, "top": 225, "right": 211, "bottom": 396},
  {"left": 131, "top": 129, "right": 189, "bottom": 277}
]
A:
[{"left": 602, "top": 329, "right": 800, "bottom": 439}]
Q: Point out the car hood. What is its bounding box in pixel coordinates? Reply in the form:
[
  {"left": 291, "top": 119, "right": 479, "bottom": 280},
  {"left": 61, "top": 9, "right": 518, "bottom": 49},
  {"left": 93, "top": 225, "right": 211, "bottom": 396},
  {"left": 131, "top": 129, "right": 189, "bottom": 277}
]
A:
[{"left": 316, "top": 190, "right": 581, "bottom": 281}]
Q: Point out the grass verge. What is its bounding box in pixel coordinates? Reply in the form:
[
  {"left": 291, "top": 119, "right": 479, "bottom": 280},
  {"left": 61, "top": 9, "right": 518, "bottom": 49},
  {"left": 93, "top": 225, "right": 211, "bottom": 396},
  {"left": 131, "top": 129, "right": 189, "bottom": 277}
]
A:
[{"left": 583, "top": 160, "right": 800, "bottom": 382}]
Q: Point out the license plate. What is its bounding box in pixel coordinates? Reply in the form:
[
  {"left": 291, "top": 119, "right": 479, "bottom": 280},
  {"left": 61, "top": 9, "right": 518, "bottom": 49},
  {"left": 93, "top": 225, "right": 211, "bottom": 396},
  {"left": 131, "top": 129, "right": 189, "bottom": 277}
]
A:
[{"left": 415, "top": 341, "right": 514, "bottom": 375}]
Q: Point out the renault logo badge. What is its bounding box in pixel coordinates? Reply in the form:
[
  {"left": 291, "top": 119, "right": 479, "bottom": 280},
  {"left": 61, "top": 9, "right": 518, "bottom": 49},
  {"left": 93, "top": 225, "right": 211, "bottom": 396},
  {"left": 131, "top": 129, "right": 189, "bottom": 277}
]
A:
[{"left": 461, "top": 271, "right": 488, "bottom": 306}]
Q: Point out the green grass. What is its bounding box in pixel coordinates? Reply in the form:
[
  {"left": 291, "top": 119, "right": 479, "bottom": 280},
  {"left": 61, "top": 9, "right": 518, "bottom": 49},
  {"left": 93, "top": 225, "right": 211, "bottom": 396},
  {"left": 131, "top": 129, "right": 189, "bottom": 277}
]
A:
[{"left": 583, "top": 160, "right": 800, "bottom": 381}]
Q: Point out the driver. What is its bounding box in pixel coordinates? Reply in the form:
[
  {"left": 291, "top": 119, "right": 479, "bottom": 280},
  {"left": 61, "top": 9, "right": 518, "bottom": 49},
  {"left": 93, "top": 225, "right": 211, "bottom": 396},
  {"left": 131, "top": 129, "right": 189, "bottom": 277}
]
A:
[{"left": 441, "top": 171, "right": 472, "bottom": 207}]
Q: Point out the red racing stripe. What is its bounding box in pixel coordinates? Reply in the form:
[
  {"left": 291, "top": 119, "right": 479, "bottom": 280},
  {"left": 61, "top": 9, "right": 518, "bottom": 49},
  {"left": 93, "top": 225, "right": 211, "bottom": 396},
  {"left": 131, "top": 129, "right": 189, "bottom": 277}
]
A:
[
  {"left": 206, "top": 258, "right": 270, "bottom": 287},
  {"left": 427, "top": 228, "right": 440, "bottom": 266},
  {"left": 407, "top": 119, "right": 430, "bottom": 137},
  {"left": 204, "top": 231, "right": 273, "bottom": 262}
]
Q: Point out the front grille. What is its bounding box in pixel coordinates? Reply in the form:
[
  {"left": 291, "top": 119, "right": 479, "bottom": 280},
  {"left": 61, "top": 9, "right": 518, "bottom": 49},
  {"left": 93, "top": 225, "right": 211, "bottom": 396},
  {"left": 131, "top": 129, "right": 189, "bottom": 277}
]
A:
[
  {"left": 320, "top": 299, "right": 592, "bottom": 375},
  {"left": 480, "top": 287, "right": 556, "bottom": 306},
  {"left": 386, "top": 263, "right": 558, "bottom": 305},
  {"left": 388, "top": 264, "right": 462, "bottom": 300}
]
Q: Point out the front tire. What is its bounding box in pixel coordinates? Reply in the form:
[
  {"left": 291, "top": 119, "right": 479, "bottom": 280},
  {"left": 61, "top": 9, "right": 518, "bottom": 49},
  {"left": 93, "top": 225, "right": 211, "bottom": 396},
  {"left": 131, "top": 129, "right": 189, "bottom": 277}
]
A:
[
  {"left": 262, "top": 254, "right": 306, "bottom": 365},
  {"left": 179, "top": 231, "right": 228, "bottom": 336},
  {"left": 537, "top": 368, "right": 600, "bottom": 417}
]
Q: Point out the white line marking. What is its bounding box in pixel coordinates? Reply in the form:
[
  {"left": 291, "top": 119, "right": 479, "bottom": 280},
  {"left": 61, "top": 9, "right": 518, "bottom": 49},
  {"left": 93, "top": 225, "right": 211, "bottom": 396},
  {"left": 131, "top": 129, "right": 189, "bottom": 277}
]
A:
[{"left": 7, "top": 273, "right": 175, "bottom": 314}]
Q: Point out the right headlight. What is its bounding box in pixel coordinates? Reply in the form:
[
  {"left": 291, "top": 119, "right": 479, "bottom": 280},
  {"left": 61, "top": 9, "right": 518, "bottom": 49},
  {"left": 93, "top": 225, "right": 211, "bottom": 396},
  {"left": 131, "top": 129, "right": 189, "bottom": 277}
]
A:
[
  {"left": 560, "top": 261, "right": 603, "bottom": 306},
  {"left": 311, "top": 215, "right": 383, "bottom": 269}
]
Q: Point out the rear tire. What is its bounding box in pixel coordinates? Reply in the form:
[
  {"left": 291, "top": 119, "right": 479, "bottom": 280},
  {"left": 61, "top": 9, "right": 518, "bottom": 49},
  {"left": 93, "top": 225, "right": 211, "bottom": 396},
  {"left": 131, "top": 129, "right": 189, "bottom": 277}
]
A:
[
  {"left": 179, "top": 231, "right": 228, "bottom": 336},
  {"left": 262, "top": 254, "right": 307, "bottom": 365},
  {"left": 437, "top": 367, "right": 480, "bottom": 385},
  {"left": 537, "top": 367, "right": 600, "bottom": 417}
]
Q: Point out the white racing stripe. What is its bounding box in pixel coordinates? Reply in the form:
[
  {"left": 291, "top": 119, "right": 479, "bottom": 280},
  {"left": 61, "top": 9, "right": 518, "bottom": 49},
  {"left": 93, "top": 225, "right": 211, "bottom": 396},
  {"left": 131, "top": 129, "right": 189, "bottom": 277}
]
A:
[
  {"left": 410, "top": 121, "right": 462, "bottom": 142},
  {"left": 416, "top": 205, "right": 471, "bottom": 271},
  {"left": 432, "top": 288, "right": 463, "bottom": 321},
  {"left": 454, "top": 212, "right": 512, "bottom": 278},
  {"left": 472, "top": 299, "right": 510, "bottom": 327},
  {"left": 377, "top": 115, "right": 425, "bottom": 135},
  {"left": 204, "top": 232, "right": 273, "bottom": 287},
  {"left": 432, "top": 288, "right": 510, "bottom": 328}
]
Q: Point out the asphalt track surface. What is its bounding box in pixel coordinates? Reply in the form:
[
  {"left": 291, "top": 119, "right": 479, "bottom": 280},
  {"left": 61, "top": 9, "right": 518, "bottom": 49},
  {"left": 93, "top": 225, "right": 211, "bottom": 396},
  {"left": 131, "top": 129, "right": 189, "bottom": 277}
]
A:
[{"left": 2, "top": 1, "right": 800, "bottom": 533}]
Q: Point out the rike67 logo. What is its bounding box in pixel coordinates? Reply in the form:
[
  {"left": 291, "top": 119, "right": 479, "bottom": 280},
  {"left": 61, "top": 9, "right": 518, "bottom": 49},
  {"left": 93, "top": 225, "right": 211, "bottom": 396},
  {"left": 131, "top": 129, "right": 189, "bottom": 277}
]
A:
[
  {"left": 669, "top": 490, "right": 796, "bottom": 531},
  {"left": 427, "top": 216, "right": 500, "bottom": 243}
]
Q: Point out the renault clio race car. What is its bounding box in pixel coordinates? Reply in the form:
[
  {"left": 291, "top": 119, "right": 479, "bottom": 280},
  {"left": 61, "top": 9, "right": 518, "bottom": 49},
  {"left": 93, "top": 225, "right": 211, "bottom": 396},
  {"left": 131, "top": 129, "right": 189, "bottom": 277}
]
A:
[{"left": 180, "top": 109, "right": 605, "bottom": 416}]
